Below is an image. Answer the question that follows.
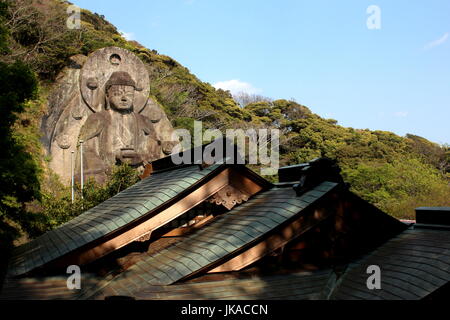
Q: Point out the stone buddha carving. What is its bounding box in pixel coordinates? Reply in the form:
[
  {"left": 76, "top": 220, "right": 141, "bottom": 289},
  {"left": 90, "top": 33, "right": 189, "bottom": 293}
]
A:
[
  {"left": 78, "top": 71, "right": 161, "bottom": 183},
  {"left": 43, "top": 47, "right": 180, "bottom": 185}
]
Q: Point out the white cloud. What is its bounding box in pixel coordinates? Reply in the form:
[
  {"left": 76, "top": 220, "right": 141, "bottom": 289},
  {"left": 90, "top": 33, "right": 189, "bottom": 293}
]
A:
[
  {"left": 213, "top": 79, "right": 262, "bottom": 95},
  {"left": 394, "top": 111, "right": 409, "bottom": 118},
  {"left": 424, "top": 33, "right": 448, "bottom": 50},
  {"left": 119, "top": 30, "right": 135, "bottom": 41}
]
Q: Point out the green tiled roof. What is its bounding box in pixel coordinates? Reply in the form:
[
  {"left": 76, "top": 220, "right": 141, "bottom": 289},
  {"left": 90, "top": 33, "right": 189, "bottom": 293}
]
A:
[
  {"left": 8, "top": 164, "right": 222, "bottom": 277},
  {"left": 330, "top": 228, "right": 450, "bottom": 300},
  {"left": 94, "top": 181, "right": 338, "bottom": 295}
]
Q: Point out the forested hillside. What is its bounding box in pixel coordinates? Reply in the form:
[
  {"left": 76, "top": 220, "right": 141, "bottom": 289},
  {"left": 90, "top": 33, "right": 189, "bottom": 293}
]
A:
[{"left": 0, "top": 0, "right": 448, "bottom": 254}]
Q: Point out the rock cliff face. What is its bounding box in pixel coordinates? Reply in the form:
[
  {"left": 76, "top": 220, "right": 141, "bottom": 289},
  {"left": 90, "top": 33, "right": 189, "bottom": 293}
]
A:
[{"left": 41, "top": 47, "right": 179, "bottom": 184}]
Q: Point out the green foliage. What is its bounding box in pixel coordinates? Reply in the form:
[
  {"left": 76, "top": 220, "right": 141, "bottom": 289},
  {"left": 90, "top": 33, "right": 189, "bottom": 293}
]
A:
[
  {"left": 0, "top": 1, "right": 9, "bottom": 54},
  {"left": 243, "top": 99, "right": 449, "bottom": 218},
  {"left": 0, "top": 63, "right": 39, "bottom": 236},
  {"left": 406, "top": 134, "right": 449, "bottom": 174},
  {"left": 0, "top": 3, "right": 40, "bottom": 253},
  {"left": 25, "top": 163, "right": 139, "bottom": 238},
  {"left": 1, "top": 0, "right": 134, "bottom": 79},
  {"left": 342, "top": 157, "right": 450, "bottom": 219}
]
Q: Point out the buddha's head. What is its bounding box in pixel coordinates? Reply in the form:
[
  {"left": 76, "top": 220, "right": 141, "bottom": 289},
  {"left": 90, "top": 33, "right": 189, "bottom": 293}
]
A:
[{"left": 105, "top": 71, "right": 136, "bottom": 112}]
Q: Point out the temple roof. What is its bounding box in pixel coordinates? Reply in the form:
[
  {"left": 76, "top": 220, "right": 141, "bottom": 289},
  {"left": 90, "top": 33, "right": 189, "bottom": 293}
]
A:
[
  {"left": 1, "top": 155, "right": 449, "bottom": 300},
  {"left": 86, "top": 181, "right": 338, "bottom": 296},
  {"left": 8, "top": 164, "right": 223, "bottom": 277}
]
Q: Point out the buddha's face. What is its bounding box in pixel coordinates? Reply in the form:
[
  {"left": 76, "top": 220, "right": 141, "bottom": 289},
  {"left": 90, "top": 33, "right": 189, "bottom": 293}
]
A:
[{"left": 107, "top": 85, "right": 135, "bottom": 111}]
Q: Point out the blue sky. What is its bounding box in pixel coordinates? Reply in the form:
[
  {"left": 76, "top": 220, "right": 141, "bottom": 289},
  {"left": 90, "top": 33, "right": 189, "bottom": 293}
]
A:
[{"left": 72, "top": 0, "right": 449, "bottom": 144}]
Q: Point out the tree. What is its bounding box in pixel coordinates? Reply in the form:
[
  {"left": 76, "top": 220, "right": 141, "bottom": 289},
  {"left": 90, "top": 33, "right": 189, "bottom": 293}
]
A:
[
  {"left": 26, "top": 163, "right": 139, "bottom": 238},
  {"left": 1, "top": 0, "right": 75, "bottom": 77},
  {"left": 406, "top": 134, "right": 449, "bottom": 174},
  {"left": 0, "top": 1, "right": 39, "bottom": 253},
  {"left": 0, "top": 1, "right": 8, "bottom": 53},
  {"left": 233, "top": 91, "right": 272, "bottom": 107},
  {"left": 342, "top": 157, "right": 450, "bottom": 219}
]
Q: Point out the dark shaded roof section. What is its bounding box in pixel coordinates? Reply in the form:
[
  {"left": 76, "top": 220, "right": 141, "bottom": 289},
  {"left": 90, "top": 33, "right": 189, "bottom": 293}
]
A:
[
  {"left": 131, "top": 270, "right": 332, "bottom": 300},
  {"left": 330, "top": 228, "right": 450, "bottom": 300},
  {"left": 7, "top": 164, "right": 223, "bottom": 277},
  {"left": 0, "top": 273, "right": 107, "bottom": 300},
  {"left": 88, "top": 181, "right": 338, "bottom": 297}
]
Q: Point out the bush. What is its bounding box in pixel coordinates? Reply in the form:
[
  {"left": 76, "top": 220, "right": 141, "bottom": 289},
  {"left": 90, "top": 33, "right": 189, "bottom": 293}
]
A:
[
  {"left": 342, "top": 157, "right": 450, "bottom": 219},
  {"left": 24, "top": 163, "right": 139, "bottom": 238}
]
